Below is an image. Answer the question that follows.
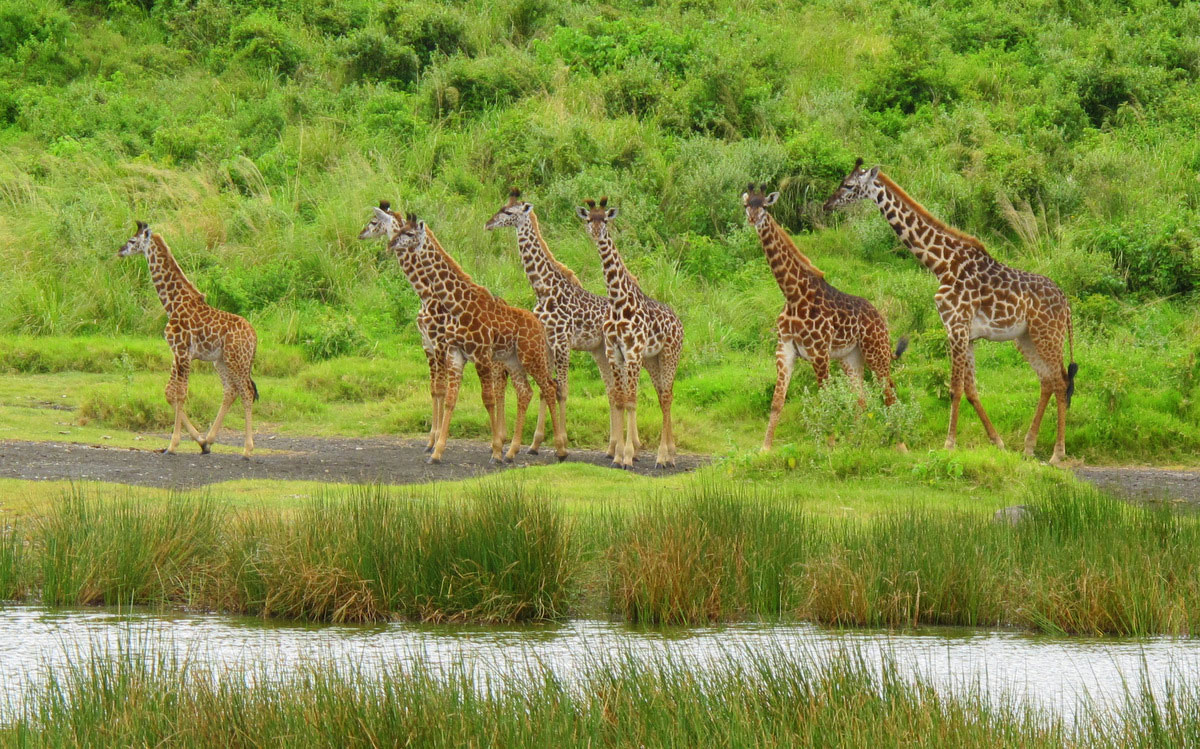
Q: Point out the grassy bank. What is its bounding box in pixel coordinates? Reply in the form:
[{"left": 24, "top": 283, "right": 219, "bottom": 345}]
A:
[
  {"left": 6, "top": 646, "right": 1196, "bottom": 747},
  {"left": 0, "top": 478, "right": 1197, "bottom": 635}
]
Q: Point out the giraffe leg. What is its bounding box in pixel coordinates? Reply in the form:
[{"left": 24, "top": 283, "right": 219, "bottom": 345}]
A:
[
  {"left": 763, "top": 339, "right": 797, "bottom": 451},
  {"left": 163, "top": 356, "right": 204, "bottom": 454},
  {"left": 425, "top": 346, "right": 444, "bottom": 453},
  {"left": 864, "top": 337, "right": 906, "bottom": 451},
  {"left": 643, "top": 354, "right": 678, "bottom": 468},
  {"left": 619, "top": 358, "right": 642, "bottom": 468},
  {"left": 505, "top": 365, "right": 534, "bottom": 463},
  {"left": 529, "top": 401, "right": 547, "bottom": 455},
  {"left": 528, "top": 346, "right": 567, "bottom": 455},
  {"left": 201, "top": 360, "right": 239, "bottom": 454},
  {"left": 430, "top": 351, "right": 467, "bottom": 464},
  {"left": 241, "top": 377, "right": 256, "bottom": 459},
  {"left": 1024, "top": 382, "right": 1052, "bottom": 457},
  {"left": 944, "top": 334, "right": 968, "bottom": 450},
  {"left": 1051, "top": 386, "right": 1068, "bottom": 466},
  {"left": 589, "top": 347, "right": 621, "bottom": 458},
  {"left": 605, "top": 339, "right": 633, "bottom": 469},
  {"left": 477, "top": 360, "right": 503, "bottom": 464},
  {"left": 963, "top": 343, "right": 1004, "bottom": 449},
  {"left": 1021, "top": 330, "right": 1070, "bottom": 465},
  {"left": 840, "top": 346, "right": 867, "bottom": 410}
]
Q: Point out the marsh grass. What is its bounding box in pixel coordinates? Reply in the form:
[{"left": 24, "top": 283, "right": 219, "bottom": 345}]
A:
[
  {"left": 5, "top": 480, "right": 1200, "bottom": 633},
  {"left": 10, "top": 646, "right": 1080, "bottom": 748}
]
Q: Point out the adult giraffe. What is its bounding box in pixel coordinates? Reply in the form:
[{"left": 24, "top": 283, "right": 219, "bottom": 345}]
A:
[
  {"left": 824, "top": 160, "right": 1077, "bottom": 464},
  {"left": 486, "top": 188, "right": 622, "bottom": 457},
  {"left": 743, "top": 185, "right": 906, "bottom": 451},
  {"left": 576, "top": 197, "right": 682, "bottom": 469},
  {"left": 118, "top": 222, "right": 259, "bottom": 458}
]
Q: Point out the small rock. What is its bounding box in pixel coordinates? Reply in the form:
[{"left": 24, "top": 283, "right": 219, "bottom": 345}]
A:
[{"left": 994, "top": 505, "right": 1031, "bottom": 525}]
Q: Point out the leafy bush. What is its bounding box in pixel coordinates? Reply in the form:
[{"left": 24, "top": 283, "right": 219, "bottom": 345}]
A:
[
  {"left": 538, "top": 17, "right": 694, "bottom": 77},
  {"left": 230, "top": 11, "right": 308, "bottom": 75},
  {"left": 1084, "top": 210, "right": 1200, "bottom": 296},
  {"left": 339, "top": 28, "right": 419, "bottom": 86},
  {"left": 425, "top": 52, "right": 546, "bottom": 118},
  {"left": 859, "top": 39, "right": 958, "bottom": 116},
  {"left": 301, "top": 310, "right": 371, "bottom": 362}
]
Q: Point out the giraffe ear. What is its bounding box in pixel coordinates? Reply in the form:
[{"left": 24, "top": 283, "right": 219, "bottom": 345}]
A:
[
  {"left": 606, "top": 207, "right": 619, "bottom": 220},
  {"left": 520, "top": 202, "right": 533, "bottom": 214},
  {"left": 575, "top": 206, "right": 590, "bottom": 221},
  {"left": 763, "top": 192, "right": 780, "bottom": 206},
  {"left": 867, "top": 165, "right": 880, "bottom": 180},
  {"left": 741, "top": 192, "right": 750, "bottom": 205},
  {"left": 373, "top": 207, "right": 390, "bottom": 221},
  {"left": 415, "top": 219, "right": 426, "bottom": 232}
]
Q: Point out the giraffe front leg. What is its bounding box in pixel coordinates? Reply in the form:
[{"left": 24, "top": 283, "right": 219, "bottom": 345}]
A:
[
  {"left": 505, "top": 368, "right": 534, "bottom": 463},
  {"left": 431, "top": 352, "right": 467, "bottom": 464},
  {"left": 477, "top": 360, "right": 503, "bottom": 464},
  {"left": 426, "top": 346, "right": 446, "bottom": 453},
  {"left": 163, "top": 356, "right": 200, "bottom": 454},
  {"left": 619, "top": 359, "right": 641, "bottom": 469},
  {"left": 963, "top": 343, "right": 1004, "bottom": 450},
  {"left": 763, "top": 339, "right": 797, "bottom": 451},
  {"left": 590, "top": 348, "right": 621, "bottom": 458},
  {"left": 944, "top": 333, "right": 970, "bottom": 451}
]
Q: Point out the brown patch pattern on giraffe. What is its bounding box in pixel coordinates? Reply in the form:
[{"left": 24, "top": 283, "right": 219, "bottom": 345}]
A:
[
  {"left": 576, "top": 197, "right": 683, "bottom": 469},
  {"left": 389, "top": 213, "right": 566, "bottom": 464},
  {"left": 743, "top": 185, "right": 906, "bottom": 451},
  {"left": 118, "top": 222, "right": 259, "bottom": 458},
  {"left": 486, "top": 188, "right": 623, "bottom": 457},
  {"left": 825, "top": 160, "right": 1077, "bottom": 464}
]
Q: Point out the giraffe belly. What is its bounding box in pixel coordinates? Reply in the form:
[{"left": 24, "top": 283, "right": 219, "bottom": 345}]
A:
[
  {"left": 191, "top": 343, "right": 222, "bottom": 362},
  {"left": 970, "top": 314, "right": 1027, "bottom": 342}
]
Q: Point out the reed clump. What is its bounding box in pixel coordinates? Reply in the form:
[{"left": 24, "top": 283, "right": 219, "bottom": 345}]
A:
[{"left": 5, "top": 480, "right": 1200, "bottom": 634}]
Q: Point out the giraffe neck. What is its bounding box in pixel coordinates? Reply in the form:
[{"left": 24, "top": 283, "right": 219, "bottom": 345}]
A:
[
  {"left": 592, "top": 228, "right": 640, "bottom": 301},
  {"left": 514, "top": 213, "right": 578, "bottom": 299},
  {"left": 416, "top": 229, "right": 487, "bottom": 312},
  {"left": 755, "top": 214, "right": 821, "bottom": 301},
  {"left": 145, "top": 234, "right": 205, "bottom": 317},
  {"left": 870, "top": 173, "right": 991, "bottom": 283}
]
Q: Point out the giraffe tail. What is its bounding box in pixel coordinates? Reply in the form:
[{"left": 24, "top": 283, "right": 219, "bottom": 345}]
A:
[
  {"left": 893, "top": 336, "right": 909, "bottom": 361},
  {"left": 1064, "top": 309, "right": 1077, "bottom": 408},
  {"left": 250, "top": 378, "right": 260, "bottom": 402}
]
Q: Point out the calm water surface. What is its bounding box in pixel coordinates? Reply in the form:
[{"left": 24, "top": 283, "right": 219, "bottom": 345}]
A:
[{"left": 2, "top": 606, "right": 1197, "bottom": 721}]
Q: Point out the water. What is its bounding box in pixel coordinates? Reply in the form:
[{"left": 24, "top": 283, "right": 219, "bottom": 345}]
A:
[{"left": 1, "top": 606, "right": 1196, "bottom": 722}]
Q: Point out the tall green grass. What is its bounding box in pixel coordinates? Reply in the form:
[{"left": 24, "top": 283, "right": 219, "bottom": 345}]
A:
[
  {"left": 10, "top": 647, "right": 1079, "bottom": 748},
  {"left": 3, "top": 480, "right": 1200, "bottom": 634}
]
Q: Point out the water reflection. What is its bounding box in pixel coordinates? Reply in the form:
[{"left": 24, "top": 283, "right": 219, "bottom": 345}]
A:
[{"left": 1, "top": 606, "right": 1194, "bottom": 722}]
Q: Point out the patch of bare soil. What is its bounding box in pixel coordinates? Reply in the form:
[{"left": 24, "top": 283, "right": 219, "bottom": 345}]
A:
[{"left": 0, "top": 435, "right": 707, "bottom": 490}]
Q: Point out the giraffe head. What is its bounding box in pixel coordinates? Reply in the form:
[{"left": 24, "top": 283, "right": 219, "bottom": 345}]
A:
[
  {"left": 822, "top": 158, "right": 881, "bottom": 211},
  {"left": 575, "top": 197, "right": 618, "bottom": 239},
  {"left": 118, "top": 221, "right": 153, "bottom": 257},
  {"left": 485, "top": 187, "right": 534, "bottom": 231},
  {"left": 358, "top": 200, "right": 401, "bottom": 241},
  {"left": 741, "top": 183, "right": 780, "bottom": 228},
  {"left": 387, "top": 213, "right": 428, "bottom": 256}
]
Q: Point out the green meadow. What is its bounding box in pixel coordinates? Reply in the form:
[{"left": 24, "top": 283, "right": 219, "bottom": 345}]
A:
[{"left": 0, "top": 0, "right": 1198, "bottom": 463}]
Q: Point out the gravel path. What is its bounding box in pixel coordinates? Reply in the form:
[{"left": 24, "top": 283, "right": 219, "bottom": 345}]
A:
[
  {"left": 1072, "top": 466, "right": 1200, "bottom": 504},
  {"left": 0, "top": 435, "right": 706, "bottom": 490}
]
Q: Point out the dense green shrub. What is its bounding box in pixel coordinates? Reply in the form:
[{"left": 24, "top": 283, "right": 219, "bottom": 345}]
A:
[
  {"left": 1085, "top": 210, "right": 1200, "bottom": 296},
  {"left": 340, "top": 27, "right": 419, "bottom": 86},
  {"left": 230, "top": 11, "right": 308, "bottom": 76}
]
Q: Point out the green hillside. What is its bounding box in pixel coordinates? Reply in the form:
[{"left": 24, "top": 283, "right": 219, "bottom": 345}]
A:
[{"left": 1, "top": 0, "right": 1199, "bottom": 461}]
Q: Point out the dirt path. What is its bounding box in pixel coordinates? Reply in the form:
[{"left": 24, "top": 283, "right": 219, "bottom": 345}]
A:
[
  {"left": 1072, "top": 466, "right": 1200, "bottom": 505},
  {"left": 0, "top": 435, "right": 706, "bottom": 489}
]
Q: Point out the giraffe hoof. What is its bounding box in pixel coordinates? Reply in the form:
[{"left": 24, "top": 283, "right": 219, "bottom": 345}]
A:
[
  {"left": 526, "top": 447, "right": 540, "bottom": 455},
  {"left": 504, "top": 455, "right": 516, "bottom": 464},
  {"left": 426, "top": 456, "right": 442, "bottom": 465},
  {"left": 654, "top": 462, "right": 666, "bottom": 470},
  {"left": 556, "top": 452, "right": 567, "bottom": 463},
  {"left": 610, "top": 460, "right": 623, "bottom": 470},
  {"left": 200, "top": 442, "right": 212, "bottom": 455},
  {"left": 488, "top": 457, "right": 502, "bottom": 466},
  {"left": 424, "top": 445, "right": 434, "bottom": 454},
  {"left": 159, "top": 448, "right": 175, "bottom": 456}
]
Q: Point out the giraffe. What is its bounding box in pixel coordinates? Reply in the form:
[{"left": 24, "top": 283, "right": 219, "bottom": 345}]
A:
[
  {"left": 359, "top": 203, "right": 510, "bottom": 462},
  {"left": 575, "top": 197, "right": 682, "bottom": 469},
  {"left": 118, "top": 222, "right": 259, "bottom": 458},
  {"left": 824, "top": 159, "right": 1078, "bottom": 464},
  {"left": 485, "top": 188, "right": 623, "bottom": 457},
  {"left": 389, "top": 213, "right": 568, "bottom": 464},
  {"left": 743, "top": 185, "right": 907, "bottom": 451}
]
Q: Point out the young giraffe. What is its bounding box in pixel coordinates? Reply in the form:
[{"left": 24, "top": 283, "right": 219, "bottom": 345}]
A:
[
  {"left": 359, "top": 204, "right": 511, "bottom": 462},
  {"left": 485, "top": 188, "right": 623, "bottom": 457},
  {"left": 389, "top": 213, "right": 568, "bottom": 464},
  {"left": 824, "top": 159, "right": 1078, "bottom": 464},
  {"left": 743, "top": 185, "right": 907, "bottom": 451},
  {"left": 118, "top": 222, "right": 259, "bottom": 458},
  {"left": 358, "top": 202, "right": 502, "bottom": 454},
  {"left": 575, "top": 197, "right": 682, "bottom": 469}
]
